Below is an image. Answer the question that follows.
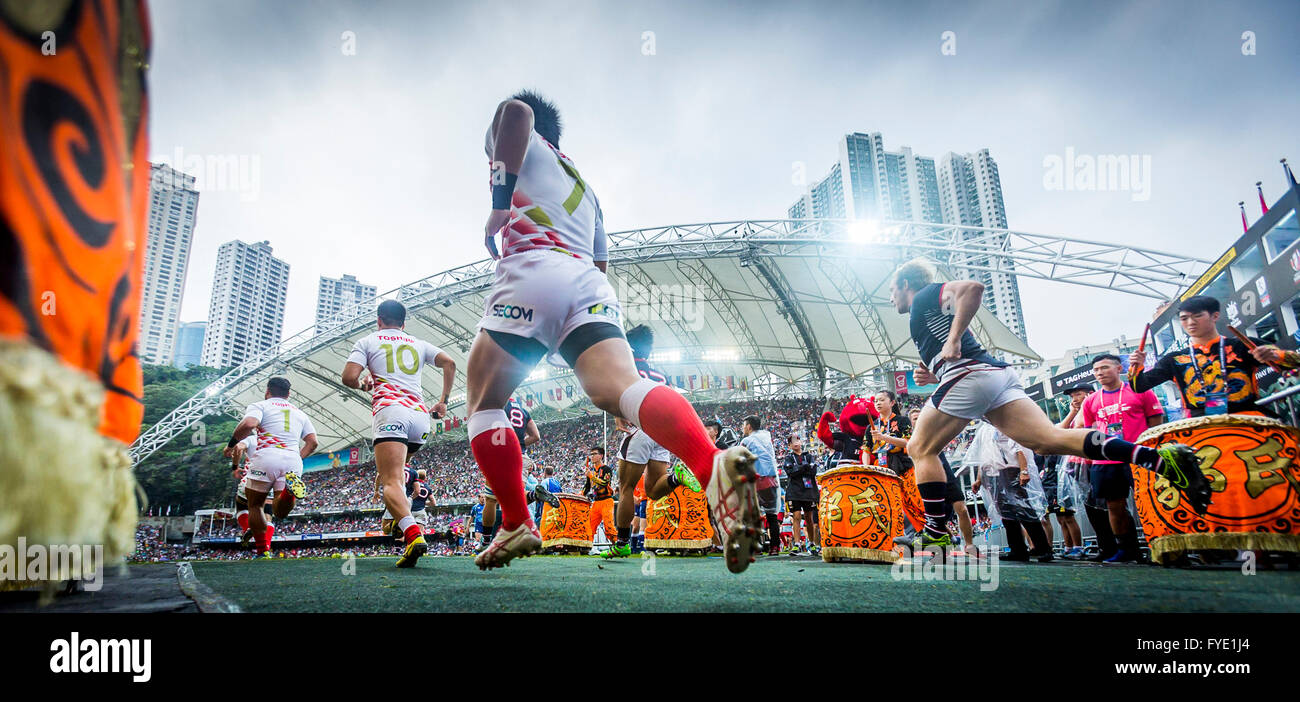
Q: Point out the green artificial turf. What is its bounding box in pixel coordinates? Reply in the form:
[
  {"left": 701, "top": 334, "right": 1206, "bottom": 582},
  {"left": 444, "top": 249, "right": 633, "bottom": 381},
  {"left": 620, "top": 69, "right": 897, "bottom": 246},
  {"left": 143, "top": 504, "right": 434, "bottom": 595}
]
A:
[{"left": 191, "top": 553, "right": 1300, "bottom": 613}]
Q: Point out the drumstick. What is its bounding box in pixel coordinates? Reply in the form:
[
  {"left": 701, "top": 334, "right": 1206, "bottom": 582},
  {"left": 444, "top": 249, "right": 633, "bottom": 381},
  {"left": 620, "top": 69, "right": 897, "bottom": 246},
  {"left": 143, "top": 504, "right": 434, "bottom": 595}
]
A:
[
  {"left": 1228, "top": 325, "right": 1283, "bottom": 371},
  {"left": 1138, "top": 323, "right": 1150, "bottom": 354},
  {"left": 1226, "top": 325, "right": 1255, "bottom": 349}
]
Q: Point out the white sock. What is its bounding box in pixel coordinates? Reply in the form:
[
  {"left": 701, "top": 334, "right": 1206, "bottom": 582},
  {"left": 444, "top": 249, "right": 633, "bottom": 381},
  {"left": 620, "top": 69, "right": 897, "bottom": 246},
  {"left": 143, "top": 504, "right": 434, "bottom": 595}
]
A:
[
  {"left": 397, "top": 515, "right": 417, "bottom": 533},
  {"left": 468, "top": 409, "right": 510, "bottom": 440},
  {"left": 617, "top": 378, "right": 659, "bottom": 427}
]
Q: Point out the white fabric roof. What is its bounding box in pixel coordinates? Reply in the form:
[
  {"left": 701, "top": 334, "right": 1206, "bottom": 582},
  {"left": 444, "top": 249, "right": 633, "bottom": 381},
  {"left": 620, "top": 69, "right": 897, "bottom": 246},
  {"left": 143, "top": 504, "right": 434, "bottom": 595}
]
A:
[{"left": 218, "top": 239, "right": 1038, "bottom": 454}]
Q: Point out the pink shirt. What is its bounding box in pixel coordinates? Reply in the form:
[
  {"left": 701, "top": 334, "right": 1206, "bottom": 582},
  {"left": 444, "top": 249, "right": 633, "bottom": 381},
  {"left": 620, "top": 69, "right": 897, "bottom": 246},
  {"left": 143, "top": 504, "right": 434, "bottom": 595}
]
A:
[{"left": 1078, "top": 384, "right": 1163, "bottom": 464}]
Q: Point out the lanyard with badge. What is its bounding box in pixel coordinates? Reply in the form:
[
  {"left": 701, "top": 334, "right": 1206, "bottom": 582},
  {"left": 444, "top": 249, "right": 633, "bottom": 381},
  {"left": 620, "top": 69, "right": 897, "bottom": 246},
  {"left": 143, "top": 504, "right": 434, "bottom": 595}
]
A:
[
  {"left": 1188, "top": 338, "right": 1229, "bottom": 415},
  {"left": 793, "top": 453, "right": 814, "bottom": 490},
  {"left": 1099, "top": 389, "right": 1126, "bottom": 440}
]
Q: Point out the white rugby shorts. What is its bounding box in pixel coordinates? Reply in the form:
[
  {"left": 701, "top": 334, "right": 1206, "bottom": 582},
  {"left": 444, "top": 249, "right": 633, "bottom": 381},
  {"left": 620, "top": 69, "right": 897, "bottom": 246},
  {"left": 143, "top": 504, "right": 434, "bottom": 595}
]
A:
[{"left": 478, "top": 250, "right": 621, "bottom": 366}]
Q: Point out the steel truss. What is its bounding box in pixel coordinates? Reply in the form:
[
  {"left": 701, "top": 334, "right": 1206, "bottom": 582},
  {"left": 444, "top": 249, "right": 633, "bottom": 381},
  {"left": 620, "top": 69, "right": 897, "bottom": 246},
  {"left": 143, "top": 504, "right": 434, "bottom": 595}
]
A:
[{"left": 131, "top": 219, "right": 1208, "bottom": 465}]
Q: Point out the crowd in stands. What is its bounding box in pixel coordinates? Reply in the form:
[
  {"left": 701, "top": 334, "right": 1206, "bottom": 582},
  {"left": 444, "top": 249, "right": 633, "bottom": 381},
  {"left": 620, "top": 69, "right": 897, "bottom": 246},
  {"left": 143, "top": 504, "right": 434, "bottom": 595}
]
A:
[
  {"left": 144, "top": 394, "right": 966, "bottom": 560},
  {"left": 290, "top": 395, "right": 860, "bottom": 512},
  {"left": 131, "top": 524, "right": 199, "bottom": 562}
]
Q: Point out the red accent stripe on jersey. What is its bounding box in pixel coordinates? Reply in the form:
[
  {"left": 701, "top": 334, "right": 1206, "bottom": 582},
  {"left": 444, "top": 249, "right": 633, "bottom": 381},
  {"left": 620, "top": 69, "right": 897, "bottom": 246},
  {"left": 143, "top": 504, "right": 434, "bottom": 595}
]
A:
[
  {"left": 256, "top": 435, "right": 293, "bottom": 451},
  {"left": 372, "top": 378, "right": 429, "bottom": 415}
]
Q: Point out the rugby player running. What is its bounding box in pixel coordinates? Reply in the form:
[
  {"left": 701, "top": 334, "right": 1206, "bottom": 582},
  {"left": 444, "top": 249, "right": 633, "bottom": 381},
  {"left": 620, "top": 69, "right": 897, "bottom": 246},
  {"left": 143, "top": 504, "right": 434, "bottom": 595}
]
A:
[
  {"left": 889, "top": 258, "right": 1212, "bottom": 559},
  {"left": 467, "top": 91, "right": 759, "bottom": 573}
]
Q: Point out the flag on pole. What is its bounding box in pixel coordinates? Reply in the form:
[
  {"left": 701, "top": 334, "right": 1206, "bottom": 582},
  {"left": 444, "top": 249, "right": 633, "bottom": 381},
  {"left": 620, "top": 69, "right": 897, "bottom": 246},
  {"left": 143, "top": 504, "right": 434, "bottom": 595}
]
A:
[
  {"left": 689, "top": 375, "right": 697, "bottom": 389},
  {"left": 1257, "top": 181, "right": 1269, "bottom": 214},
  {"left": 1240, "top": 201, "right": 1248, "bottom": 233}
]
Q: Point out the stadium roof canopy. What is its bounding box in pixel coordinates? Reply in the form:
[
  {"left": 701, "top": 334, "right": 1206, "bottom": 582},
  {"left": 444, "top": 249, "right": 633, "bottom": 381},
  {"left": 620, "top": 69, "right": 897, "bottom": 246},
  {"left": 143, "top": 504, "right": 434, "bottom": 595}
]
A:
[{"left": 132, "top": 219, "right": 1208, "bottom": 463}]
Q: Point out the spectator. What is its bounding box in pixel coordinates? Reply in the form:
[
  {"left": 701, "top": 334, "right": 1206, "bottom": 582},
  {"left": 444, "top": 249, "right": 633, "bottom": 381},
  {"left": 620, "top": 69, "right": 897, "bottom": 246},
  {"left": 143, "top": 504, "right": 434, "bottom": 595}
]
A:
[{"left": 740, "top": 415, "right": 780, "bottom": 556}]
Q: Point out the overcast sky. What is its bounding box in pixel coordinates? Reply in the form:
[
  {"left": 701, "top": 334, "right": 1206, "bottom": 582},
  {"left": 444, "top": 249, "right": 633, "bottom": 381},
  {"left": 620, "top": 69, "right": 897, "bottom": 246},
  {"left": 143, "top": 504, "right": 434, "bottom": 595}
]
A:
[{"left": 148, "top": 0, "right": 1300, "bottom": 360}]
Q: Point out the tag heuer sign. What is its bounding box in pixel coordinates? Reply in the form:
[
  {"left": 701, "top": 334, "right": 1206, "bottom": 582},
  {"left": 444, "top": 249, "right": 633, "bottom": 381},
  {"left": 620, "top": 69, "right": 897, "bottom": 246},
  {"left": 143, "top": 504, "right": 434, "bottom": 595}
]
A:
[{"left": 1050, "top": 362, "right": 1097, "bottom": 393}]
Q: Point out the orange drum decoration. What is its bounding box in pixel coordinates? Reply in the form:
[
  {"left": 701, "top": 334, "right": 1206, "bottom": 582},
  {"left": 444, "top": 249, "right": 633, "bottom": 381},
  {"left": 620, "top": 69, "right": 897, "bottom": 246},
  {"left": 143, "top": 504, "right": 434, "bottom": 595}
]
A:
[
  {"left": 816, "top": 465, "right": 904, "bottom": 563},
  {"left": 897, "top": 468, "right": 925, "bottom": 533},
  {"left": 539, "top": 493, "right": 593, "bottom": 550},
  {"left": 1134, "top": 415, "right": 1300, "bottom": 564},
  {"left": 644, "top": 486, "right": 714, "bottom": 550}
]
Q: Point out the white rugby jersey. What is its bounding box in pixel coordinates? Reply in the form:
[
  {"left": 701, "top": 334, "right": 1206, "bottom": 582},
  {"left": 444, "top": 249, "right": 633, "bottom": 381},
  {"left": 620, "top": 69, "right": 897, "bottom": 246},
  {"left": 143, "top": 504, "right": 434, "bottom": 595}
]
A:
[
  {"left": 242, "top": 398, "right": 316, "bottom": 454},
  {"left": 484, "top": 127, "right": 607, "bottom": 262},
  {"left": 348, "top": 329, "right": 445, "bottom": 415}
]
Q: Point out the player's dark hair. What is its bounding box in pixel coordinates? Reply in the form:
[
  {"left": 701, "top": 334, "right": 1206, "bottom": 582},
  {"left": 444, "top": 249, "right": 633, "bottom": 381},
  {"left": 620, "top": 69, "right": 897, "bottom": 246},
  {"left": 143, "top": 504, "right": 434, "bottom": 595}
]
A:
[
  {"left": 511, "top": 89, "right": 561, "bottom": 147},
  {"left": 1179, "top": 295, "right": 1220, "bottom": 316},
  {"left": 267, "top": 376, "right": 291, "bottom": 398},
  {"left": 590, "top": 446, "right": 605, "bottom": 456},
  {"left": 1092, "top": 353, "right": 1122, "bottom": 366},
  {"left": 626, "top": 324, "right": 655, "bottom": 358},
  {"left": 544, "top": 466, "right": 555, "bottom": 476},
  {"left": 377, "top": 299, "right": 406, "bottom": 326},
  {"left": 744, "top": 415, "right": 761, "bottom": 431}
]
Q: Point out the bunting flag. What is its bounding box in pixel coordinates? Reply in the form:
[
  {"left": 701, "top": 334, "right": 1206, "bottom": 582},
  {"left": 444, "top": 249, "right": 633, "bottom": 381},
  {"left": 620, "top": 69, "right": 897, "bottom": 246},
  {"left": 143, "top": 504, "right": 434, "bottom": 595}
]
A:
[
  {"left": 727, "top": 376, "right": 735, "bottom": 389},
  {"left": 676, "top": 375, "right": 685, "bottom": 388},
  {"left": 740, "top": 378, "right": 749, "bottom": 391},
  {"left": 713, "top": 375, "right": 722, "bottom": 388},
  {"left": 1257, "top": 181, "right": 1269, "bottom": 214},
  {"left": 525, "top": 396, "right": 533, "bottom": 408},
  {"left": 453, "top": 417, "right": 461, "bottom": 428},
  {"left": 702, "top": 376, "right": 710, "bottom": 390},
  {"left": 565, "top": 385, "right": 574, "bottom": 398},
  {"left": 689, "top": 375, "right": 697, "bottom": 389}
]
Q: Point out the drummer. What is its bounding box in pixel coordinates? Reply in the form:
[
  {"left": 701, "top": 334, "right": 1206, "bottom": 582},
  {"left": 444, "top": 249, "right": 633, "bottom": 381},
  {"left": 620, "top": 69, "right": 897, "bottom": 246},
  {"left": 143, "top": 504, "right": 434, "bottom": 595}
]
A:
[{"left": 1128, "top": 295, "right": 1298, "bottom": 417}]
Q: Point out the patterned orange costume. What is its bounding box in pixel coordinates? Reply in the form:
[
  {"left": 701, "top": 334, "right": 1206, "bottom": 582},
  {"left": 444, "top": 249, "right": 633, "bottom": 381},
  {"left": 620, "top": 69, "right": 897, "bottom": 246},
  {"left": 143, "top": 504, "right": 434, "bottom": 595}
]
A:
[
  {"left": 584, "top": 459, "right": 616, "bottom": 541},
  {"left": 0, "top": 0, "right": 149, "bottom": 580}
]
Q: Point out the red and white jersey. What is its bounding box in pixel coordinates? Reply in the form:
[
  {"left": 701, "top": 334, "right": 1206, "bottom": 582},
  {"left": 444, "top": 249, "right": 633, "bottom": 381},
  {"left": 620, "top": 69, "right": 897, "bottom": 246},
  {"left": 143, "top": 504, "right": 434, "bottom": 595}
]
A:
[
  {"left": 241, "top": 398, "right": 316, "bottom": 454},
  {"left": 484, "top": 127, "right": 606, "bottom": 262},
  {"left": 348, "top": 329, "right": 444, "bottom": 415}
]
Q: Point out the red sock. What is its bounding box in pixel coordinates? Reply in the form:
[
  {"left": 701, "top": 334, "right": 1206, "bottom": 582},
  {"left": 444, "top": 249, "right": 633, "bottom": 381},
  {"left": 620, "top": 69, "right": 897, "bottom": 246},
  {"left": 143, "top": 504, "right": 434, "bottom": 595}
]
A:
[
  {"left": 404, "top": 524, "right": 422, "bottom": 543},
  {"left": 469, "top": 410, "right": 530, "bottom": 531},
  {"left": 630, "top": 384, "right": 719, "bottom": 486},
  {"left": 236, "top": 512, "right": 249, "bottom": 531},
  {"left": 254, "top": 526, "right": 272, "bottom": 553}
]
